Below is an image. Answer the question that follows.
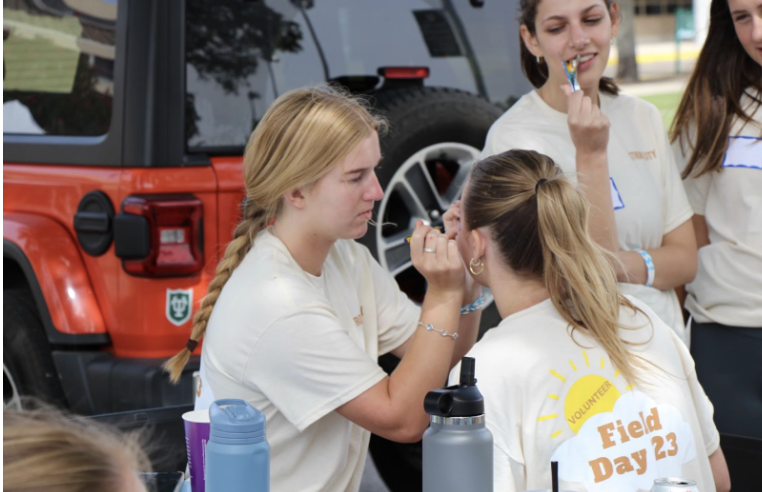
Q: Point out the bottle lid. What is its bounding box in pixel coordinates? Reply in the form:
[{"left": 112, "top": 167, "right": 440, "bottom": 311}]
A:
[
  {"left": 424, "top": 357, "right": 485, "bottom": 418},
  {"left": 209, "top": 399, "right": 266, "bottom": 442}
]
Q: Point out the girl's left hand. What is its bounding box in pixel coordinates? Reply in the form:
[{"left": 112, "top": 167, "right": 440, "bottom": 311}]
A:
[
  {"left": 443, "top": 200, "right": 462, "bottom": 240},
  {"left": 442, "top": 200, "right": 482, "bottom": 302}
]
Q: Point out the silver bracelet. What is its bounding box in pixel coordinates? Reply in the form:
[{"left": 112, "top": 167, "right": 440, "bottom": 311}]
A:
[{"left": 418, "top": 321, "right": 459, "bottom": 340}]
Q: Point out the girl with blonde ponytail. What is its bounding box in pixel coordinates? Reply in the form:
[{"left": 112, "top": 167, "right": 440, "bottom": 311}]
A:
[
  {"left": 447, "top": 149, "right": 728, "bottom": 492},
  {"left": 163, "top": 85, "right": 482, "bottom": 492}
]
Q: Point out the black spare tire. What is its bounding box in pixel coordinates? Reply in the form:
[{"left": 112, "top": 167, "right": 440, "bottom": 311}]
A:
[{"left": 362, "top": 86, "right": 504, "bottom": 492}]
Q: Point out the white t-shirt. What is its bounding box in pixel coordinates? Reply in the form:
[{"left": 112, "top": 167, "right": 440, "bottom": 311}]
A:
[
  {"left": 452, "top": 296, "right": 719, "bottom": 492},
  {"left": 672, "top": 88, "right": 762, "bottom": 327},
  {"left": 483, "top": 91, "right": 694, "bottom": 341},
  {"left": 195, "top": 228, "right": 420, "bottom": 492}
]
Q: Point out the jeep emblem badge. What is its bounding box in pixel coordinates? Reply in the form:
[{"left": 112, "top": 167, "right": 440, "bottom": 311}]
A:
[{"left": 166, "top": 289, "right": 193, "bottom": 326}]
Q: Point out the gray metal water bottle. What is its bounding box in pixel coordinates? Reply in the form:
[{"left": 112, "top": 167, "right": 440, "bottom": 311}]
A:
[
  {"left": 205, "top": 399, "right": 269, "bottom": 492},
  {"left": 423, "top": 357, "right": 493, "bottom": 492}
]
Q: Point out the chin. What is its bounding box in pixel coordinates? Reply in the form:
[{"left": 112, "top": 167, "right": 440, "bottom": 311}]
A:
[{"left": 348, "top": 224, "right": 370, "bottom": 240}]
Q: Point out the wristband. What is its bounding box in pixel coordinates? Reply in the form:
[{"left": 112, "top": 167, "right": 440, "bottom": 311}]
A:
[
  {"left": 418, "top": 321, "right": 458, "bottom": 340},
  {"left": 635, "top": 249, "right": 655, "bottom": 287},
  {"left": 460, "top": 294, "right": 485, "bottom": 315}
]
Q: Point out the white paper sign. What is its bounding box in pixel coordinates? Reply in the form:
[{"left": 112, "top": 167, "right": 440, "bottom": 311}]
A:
[{"left": 723, "top": 136, "right": 762, "bottom": 170}]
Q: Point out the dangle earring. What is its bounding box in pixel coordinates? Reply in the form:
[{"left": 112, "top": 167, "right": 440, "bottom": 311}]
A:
[{"left": 469, "top": 258, "right": 484, "bottom": 276}]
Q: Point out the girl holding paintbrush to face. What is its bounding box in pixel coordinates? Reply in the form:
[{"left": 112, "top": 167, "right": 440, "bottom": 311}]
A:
[{"left": 482, "top": 0, "right": 698, "bottom": 343}]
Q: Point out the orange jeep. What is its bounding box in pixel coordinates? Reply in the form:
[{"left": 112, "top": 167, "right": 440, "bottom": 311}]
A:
[{"left": 4, "top": 0, "right": 524, "bottom": 487}]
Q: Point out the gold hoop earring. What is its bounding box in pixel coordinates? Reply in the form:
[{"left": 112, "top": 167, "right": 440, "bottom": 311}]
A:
[
  {"left": 469, "top": 258, "right": 484, "bottom": 276},
  {"left": 536, "top": 55, "right": 543, "bottom": 64}
]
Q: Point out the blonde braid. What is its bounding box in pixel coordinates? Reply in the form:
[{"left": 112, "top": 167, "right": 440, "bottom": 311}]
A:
[{"left": 163, "top": 200, "right": 269, "bottom": 383}]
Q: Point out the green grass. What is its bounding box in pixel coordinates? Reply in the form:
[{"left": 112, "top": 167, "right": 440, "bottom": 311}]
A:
[{"left": 640, "top": 91, "right": 684, "bottom": 130}]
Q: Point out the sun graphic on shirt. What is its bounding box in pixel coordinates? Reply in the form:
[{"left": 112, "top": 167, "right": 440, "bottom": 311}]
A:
[{"left": 537, "top": 350, "right": 634, "bottom": 439}]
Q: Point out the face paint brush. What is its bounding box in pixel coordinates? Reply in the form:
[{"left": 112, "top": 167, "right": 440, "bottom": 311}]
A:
[
  {"left": 404, "top": 226, "right": 442, "bottom": 244},
  {"left": 562, "top": 55, "right": 580, "bottom": 92}
]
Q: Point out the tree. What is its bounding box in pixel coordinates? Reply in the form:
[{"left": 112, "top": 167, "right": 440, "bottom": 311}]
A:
[{"left": 616, "top": 0, "right": 639, "bottom": 82}]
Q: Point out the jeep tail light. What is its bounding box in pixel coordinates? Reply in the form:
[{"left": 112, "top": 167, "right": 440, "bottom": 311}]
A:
[
  {"left": 114, "top": 195, "right": 204, "bottom": 277},
  {"left": 379, "top": 66, "right": 430, "bottom": 79}
]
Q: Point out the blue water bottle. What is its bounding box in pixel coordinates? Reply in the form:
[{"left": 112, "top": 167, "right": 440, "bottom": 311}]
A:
[{"left": 205, "top": 399, "right": 270, "bottom": 492}]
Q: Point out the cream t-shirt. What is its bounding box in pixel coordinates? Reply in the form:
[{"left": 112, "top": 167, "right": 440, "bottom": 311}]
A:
[
  {"left": 195, "top": 228, "right": 420, "bottom": 492},
  {"left": 672, "top": 88, "right": 762, "bottom": 327},
  {"left": 452, "top": 296, "right": 719, "bottom": 492},
  {"left": 483, "top": 91, "right": 694, "bottom": 341}
]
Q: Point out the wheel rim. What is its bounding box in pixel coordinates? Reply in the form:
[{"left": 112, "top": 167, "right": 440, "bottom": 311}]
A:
[
  {"left": 374, "top": 142, "right": 493, "bottom": 305},
  {"left": 4, "top": 363, "right": 23, "bottom": 411}
]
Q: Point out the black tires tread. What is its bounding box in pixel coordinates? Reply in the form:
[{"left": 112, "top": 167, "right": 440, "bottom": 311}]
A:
[{"left": 3, "top": 289, "right": 66, "bottom": 408}]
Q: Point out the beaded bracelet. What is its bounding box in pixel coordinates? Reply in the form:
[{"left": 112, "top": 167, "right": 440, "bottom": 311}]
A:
[
  {"left": 461, "top": 294, "right": 485, "bottom": 315},
  {"left": 635, "top": 249, "right": 655, "bottom": 287},
  {"left": 418, "top": 321, "right": 459, "bottom": 340}
]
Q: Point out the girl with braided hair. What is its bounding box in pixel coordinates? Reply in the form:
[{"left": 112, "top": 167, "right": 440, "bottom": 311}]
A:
[
  {"left": 163, "top": 85, "right": 482, "bottom": 492},
  {"left": 447, "top": 149, "right": 729, "bottom": 491}
]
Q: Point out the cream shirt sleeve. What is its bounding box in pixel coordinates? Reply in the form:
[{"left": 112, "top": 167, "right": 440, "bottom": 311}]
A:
[
  {"left": 246, "top": 305, "right": 387, "bottom": 432},
  {"left": 366, "top": 250, "right": 421, "bottom": 355},
  {"left": 670, "top": 330, "right": 721, "bottom": 455},
  {"left": 651, "top": 107, "right": 693, "bottom": 234}
]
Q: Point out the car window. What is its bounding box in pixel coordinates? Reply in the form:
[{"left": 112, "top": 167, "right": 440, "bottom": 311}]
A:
[
  {"left": 185, "top": 0, "right": 528, "bottom": 154},
  {"left": 3, "top": 0, "right": 118, "bottom": 137},
  {"left": 185, "top": 0, "right": 314, "bottom": 152}
]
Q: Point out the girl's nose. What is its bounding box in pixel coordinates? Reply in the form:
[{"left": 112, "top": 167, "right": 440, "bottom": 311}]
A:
[
  {"left": 569, "top": 23, "right": 589, "bottom": 49},
  {"left": 752, "top": 15, "right": 762, "bottom": 43},
  {"left": 365, "top": 171, "right": 384, "bottom": 201}
]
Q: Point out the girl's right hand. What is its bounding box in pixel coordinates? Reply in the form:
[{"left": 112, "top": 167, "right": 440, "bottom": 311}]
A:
[
  {"left": 409, "top": 220, "right": 465, "bottom": 298},
  {"left": 563, "top": 84, "right": 610, "bottom": 159}
]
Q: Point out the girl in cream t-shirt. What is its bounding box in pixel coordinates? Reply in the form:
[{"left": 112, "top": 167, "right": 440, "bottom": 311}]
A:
[
  {"left": 483, "top": 91, "right": 693, "bottom": 340},
  {"left": 484, "top": 0, "right": 698, "bottom": 343},
  {"left": 669, "top": 0, "right": 762, "bottom": 440},
  {"left": 447, "top": 147, "right": 728, "bottom": 492}
]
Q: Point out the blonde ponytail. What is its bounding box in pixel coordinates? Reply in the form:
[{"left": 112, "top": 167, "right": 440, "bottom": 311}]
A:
[
  {"left": 164, "top": 84, "right": 386, "bottom": 383},
  {"left": 536, "top": 178, "right": 645, "bottom": 386},
  {"left": 463, "top": 150, "right": 648, "bottom": 386}
]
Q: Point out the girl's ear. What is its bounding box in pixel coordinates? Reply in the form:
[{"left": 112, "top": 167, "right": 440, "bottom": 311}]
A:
[
  {"left": 520, "top": 24, "right": 542, "bottom": 58},
  {"left": 470, "top": 228, "right": 488, "bottom": 260},
  {"left": 283, "top": 187, "right": 307, "bottom": 209}
]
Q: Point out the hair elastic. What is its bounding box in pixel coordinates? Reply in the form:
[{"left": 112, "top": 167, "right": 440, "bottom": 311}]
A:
[
  {"left": 635, "top": 249, "right": 655, "bottom": 287},
  {"left": 535, "top": 178, "right": 548, "bottom": 193},
  {"left": 185, "top": 339, "right": 199, "bottom": 352}
]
